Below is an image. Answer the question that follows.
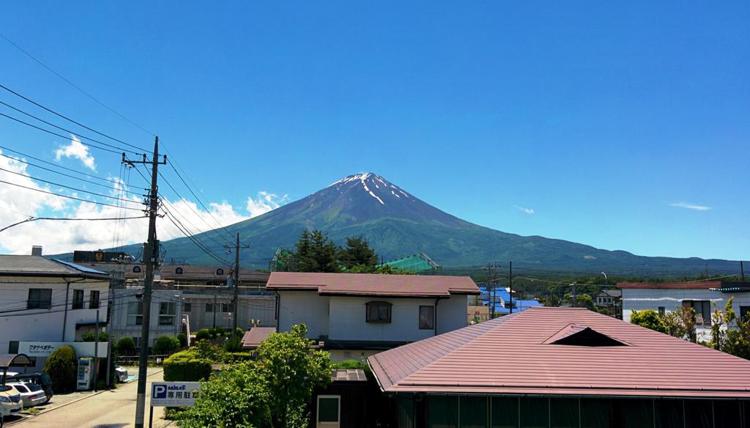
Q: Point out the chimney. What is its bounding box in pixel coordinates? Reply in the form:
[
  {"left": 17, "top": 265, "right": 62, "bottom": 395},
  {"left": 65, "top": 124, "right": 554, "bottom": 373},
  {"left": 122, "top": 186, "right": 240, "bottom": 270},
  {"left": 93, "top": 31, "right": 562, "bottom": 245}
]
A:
[{"left": 31, "top": 245, "right": 43, "bottom": 256}]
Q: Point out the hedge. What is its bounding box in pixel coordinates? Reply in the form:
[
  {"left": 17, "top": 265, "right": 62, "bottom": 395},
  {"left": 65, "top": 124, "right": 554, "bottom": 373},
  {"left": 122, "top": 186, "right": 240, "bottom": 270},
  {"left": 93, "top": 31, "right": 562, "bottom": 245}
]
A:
[
  {"left": 153, "top": 335, "right": 180, "bottom": 355},
  {"left": 44, "top": 345, "right": 77, "bottom": 393},
  {"left": 163, "top": 350, "right": 212, "bottom": 382}
]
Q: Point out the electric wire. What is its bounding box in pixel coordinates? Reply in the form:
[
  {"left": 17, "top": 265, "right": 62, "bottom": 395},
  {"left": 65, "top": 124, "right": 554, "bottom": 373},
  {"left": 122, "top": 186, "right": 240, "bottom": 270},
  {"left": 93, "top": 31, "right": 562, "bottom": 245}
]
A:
[
  {"left": 0, "top": 215, "right": 148, "bottom": 233},
  {"left": 0, "top": 178, "right": 143, "bottom": 211},
  {"left": 0, "top": 33, "right": 155, "bottom": 137},
  {"left": 0, "top": 145, "right": 122, "bottom": 185}
]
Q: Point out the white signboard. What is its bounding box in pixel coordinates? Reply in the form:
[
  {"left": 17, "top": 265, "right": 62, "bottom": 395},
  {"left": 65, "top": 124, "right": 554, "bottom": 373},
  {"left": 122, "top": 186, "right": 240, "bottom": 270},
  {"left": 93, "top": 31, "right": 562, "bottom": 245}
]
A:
[
  {"left": 151, "top": 382, "right": 200, "bottom": 407},
  {"left": 18, "top": 341, "right": 108, "bottom": 358}
]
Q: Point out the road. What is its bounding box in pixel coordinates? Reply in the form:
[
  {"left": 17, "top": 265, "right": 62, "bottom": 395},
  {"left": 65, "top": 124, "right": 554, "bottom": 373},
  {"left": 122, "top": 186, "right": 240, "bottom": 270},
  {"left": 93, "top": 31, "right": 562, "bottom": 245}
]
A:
[{"left": 12, "top": 368, "right": 171, "bottom": 428}]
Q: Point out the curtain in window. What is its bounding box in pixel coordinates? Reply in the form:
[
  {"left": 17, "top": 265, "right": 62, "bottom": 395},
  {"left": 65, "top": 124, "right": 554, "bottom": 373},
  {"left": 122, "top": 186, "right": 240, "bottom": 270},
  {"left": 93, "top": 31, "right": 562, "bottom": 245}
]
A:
[
  {"left": 427, "top": 396, "right": 458, "bottom": 428},
  {"left": 713, "top": 400, "right": 741, "bottom": 428},
  {"left": 615, "top": 399, "right": 653, "bottom": 428},
  {"left": 550, "top": 398, "right": 578, "bottom": 428},
  {"left": 655, "top": 399, "right": 683, "bottom": 428},
  {"left": 685, "top": 400, "right": 712, "bottom": 428},
  {"left": 581, "top": 399, "right": 612, "bottom": 428},
  {"left": 491, "top": 397, "right": 518, "bottom": 428},
  {"left": 460, "top": 396, "right": 487, "bottom": 428},
  {"left": 397, "top": 398, "right": 415, "bottom": 428},
  {"left": 520, "top": 398, "right": 548, "bottom": 428}
]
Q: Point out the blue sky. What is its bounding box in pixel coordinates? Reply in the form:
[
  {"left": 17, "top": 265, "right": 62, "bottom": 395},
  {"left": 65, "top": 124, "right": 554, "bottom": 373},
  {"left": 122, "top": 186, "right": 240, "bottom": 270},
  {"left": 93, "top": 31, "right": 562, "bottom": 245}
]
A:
[{"left": 0, "top": 1, "right": 748, "bottom": 260}]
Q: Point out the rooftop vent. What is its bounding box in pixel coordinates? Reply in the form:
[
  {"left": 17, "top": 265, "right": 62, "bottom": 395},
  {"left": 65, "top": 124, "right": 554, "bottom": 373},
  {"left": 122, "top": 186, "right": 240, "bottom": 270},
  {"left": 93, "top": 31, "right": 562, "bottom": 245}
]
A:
[
  {"left": 31, "top": 245, "right": 42, "bottom": 256},
  {"left": 544, "top": 324, "right": 627, "bottom": 347}
]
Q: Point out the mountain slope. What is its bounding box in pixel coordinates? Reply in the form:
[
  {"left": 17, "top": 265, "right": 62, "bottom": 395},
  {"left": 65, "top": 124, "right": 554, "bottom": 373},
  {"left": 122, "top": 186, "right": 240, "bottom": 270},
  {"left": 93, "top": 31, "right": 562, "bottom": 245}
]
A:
[{"left": 129, "top": 173, "right": 739, "bottom": 275}]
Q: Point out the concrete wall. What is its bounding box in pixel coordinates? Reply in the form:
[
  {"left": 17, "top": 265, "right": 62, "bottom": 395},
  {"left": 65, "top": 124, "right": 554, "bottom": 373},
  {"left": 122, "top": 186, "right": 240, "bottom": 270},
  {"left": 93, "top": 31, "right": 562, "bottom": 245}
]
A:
[
  {"left": 436, "top": 294, "right": 469, "bottom": 334},
  {"left": 109, "top": 288, "right": 183, "bottom": 348},
  {"left": 278, "top": 290, "right": 330, "bottom": 338},
  {"left": 0, "top": 277, "right": 109, "bottom": 354},
  {"left": 183, "top": 294, "right": 276, "bottom": 331}
]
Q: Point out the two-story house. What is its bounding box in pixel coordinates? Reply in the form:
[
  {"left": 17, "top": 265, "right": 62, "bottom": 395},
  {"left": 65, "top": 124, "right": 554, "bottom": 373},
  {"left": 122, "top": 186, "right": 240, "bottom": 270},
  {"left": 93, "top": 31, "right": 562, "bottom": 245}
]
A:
[
  {"left": 0, "top": 254, "right": 110, "bottom": 368},
  {"left": 267, "top": 272, "right": 479, "bottom": 360}
]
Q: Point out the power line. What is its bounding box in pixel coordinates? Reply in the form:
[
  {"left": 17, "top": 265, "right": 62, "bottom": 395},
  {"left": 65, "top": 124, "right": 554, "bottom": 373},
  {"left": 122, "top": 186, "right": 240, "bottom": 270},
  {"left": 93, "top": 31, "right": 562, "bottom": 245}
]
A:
[
  {"left": 0, "top": 111, "right": 123, "bottom": 155},
  {"left": 161, "top": 202, "right": 231, "bottom": 266},
  {"left": 0, "top": 152, "right": 142, "bottom": 197},
  {"left": 0, "top": 99, "right": 143, "bottom": 155},
  {"left": 0, "top": 178, "right": 144, "bottom": 211},
  {"left": 0, "top": 145, "right": 122, "bottom": 185},
  {"left": 0, "top": 165, "right": 143, "bottom": 206},
  {"left": 0, "top": 33, "right": 155, "bottom": 137},
  {"left": 0, "top": 214, "right": 148, "bottom": 233},
  {"left": 0, "top": 82, "right": 149, "bottom": 152}
]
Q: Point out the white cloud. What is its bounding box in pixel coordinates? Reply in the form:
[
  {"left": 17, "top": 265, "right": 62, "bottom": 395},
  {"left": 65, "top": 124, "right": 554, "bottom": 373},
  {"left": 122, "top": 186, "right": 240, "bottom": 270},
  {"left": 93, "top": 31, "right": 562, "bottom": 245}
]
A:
[
  {"left": 0, "top": 150, "right": 288, "bottom": 255},
  {"left": 514, "top": 205, "right": 535, "bottom": 215},
  {"left": 246, "top": 191, "right": 288, "bottom": 218},
  {"left": 55, "top": 135, "right": 96, "bottom": 171},
  {"left": 669, "top": 202, "right": 712, "bottom": 211}
]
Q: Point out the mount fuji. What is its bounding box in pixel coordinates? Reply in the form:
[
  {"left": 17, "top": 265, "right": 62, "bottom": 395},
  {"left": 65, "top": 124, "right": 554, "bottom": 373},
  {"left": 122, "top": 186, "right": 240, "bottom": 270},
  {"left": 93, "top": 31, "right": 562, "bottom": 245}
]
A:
[{"left": 122, "top": 173, "right": 738, "bottom": 275}]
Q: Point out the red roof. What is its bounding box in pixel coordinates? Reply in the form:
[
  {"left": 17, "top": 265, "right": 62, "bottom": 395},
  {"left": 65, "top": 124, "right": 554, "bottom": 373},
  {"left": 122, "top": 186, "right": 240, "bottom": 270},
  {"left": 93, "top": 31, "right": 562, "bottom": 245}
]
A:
[
  {"left": 368, "top": 307, "right": 750, "bottom": 398},
  {"left": 617, "top": 281, "right": 721, "bottom": 290},
  {"left": 266, "top": 272, "right": 479, "bottom": 297},
  {"left": 241, "top": 327, "right": 276, "bottom": 349}
]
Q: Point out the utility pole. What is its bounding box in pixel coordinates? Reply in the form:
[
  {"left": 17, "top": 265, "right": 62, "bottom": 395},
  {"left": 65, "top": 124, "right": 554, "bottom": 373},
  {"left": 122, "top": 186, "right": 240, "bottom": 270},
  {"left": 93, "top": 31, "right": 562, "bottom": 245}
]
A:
[
  {"left": 508, "top": 261, "right": 513, "bottom": 314},
  {"left": 225, "top": 233, "right": 249, "bottom": 337},
  {"left": 125, "top": 137, "right": 166, "bottom": 428},
  {"left": 741, "top": 261, "right": 745, "bottom": 282}
]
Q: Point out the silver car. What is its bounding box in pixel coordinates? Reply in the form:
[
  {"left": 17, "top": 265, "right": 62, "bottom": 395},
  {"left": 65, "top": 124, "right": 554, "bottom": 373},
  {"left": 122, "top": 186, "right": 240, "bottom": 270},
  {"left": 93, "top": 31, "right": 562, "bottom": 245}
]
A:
[{"left": 8, "top": 382, "right": 47, "bottom": 407}]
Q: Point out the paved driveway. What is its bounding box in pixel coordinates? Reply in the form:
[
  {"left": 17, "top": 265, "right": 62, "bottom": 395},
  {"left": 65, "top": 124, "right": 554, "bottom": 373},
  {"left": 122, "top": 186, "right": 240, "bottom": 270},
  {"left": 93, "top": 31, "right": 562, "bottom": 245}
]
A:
[{"left": 9, "top": 367, "right": 172, "bottom": 428}]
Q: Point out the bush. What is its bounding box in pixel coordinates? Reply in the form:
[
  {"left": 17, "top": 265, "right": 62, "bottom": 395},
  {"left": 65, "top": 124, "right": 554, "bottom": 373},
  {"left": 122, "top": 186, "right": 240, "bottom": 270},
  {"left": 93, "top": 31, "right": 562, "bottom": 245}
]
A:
[
  {"left": 43, "top": 345, "right": 77, "bottom": 393},
  {"left": 223, "top": 336, "right": 243, "bottom": 352},
  {"left": 163, "top": 350, "right": 212, "bottom": 382},
  {"left": 630, "top": 310, "right": 667, "bottom": 334},
  {"left": 81, "top": 331, "right": 109, "bottom": 342},
  {"left": 195, "top": 329, "right": 212, "bottom": 341},
  {"left": 153, "top": 336, "right": 180, "bottom": 355},
  {"left": 115, "top": 336, "right": 137, "bottom": 355},
  {"left": 177, "top": 332, "right": 188, "bottom": 348}
]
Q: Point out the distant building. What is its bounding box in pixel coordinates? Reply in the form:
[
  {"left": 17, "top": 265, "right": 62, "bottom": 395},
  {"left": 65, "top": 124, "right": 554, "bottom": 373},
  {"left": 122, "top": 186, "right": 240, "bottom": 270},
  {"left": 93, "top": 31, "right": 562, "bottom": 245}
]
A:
[
  {"left": 618, "top": 280, "right": 750, "bottom": 341},
  {"left": 594, "top": 288, "right": 622, "bottom": 318},
  {"left": 480, "top": 285, "right": 543, "bottom": 316},
  {"left": 267, "top": 272, "right": 479, "bottom": 360},
  {"left": 380, "top": 252, "right": 440, "bottom": 273},
  {"left": 367, "top": 307, "right": 750, "bottom": 427},
  {"left": 0, "top": 254, "right": 110, "bottom": 369}
]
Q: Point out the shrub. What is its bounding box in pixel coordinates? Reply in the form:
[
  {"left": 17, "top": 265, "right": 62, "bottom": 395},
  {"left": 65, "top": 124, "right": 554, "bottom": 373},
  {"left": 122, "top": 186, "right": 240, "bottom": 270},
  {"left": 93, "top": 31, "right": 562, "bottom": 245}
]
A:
[
  {"left": 115, "top": 336, "right": 136, "bottom": 355},
  {"left": 223, "top": 336, "right": 243, "bottom": 353},
  {"left": 163, "top": 350, "right": 212, "bottom": 382},
  {"left": 81, "top": 331, "right": 109, "bottom": 342},
  {"left": 194, "top": 340, "right": 227, "bottom": 361},
  {"left": 630, "top": 310, "right": 667, "bottom": 334},
  {"left": 195, "top": 329, "right": 212, "bottom": 341},
  {"left": 43, "top": 345, "right": 77, "bottom": 393},
  {"left": 153, "top": 335, "right": 180, "bottom": 355},
  {"left": 177, "top": 332, "right": 188, "bottom": 348}
]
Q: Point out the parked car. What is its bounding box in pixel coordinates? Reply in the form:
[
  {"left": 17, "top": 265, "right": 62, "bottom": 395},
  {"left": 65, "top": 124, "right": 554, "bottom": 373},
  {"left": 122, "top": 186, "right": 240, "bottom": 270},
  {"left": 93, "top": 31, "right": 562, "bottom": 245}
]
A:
[
  {"left": 6, "top": 373, "right": 53, "bottom": 403},
  {"left": 0, "top": 384, "right": 22, "bottom": 423},
  {"left": 115, "top": 366, "right": 129, "bottom": 383},
  {"left": 7, "top": 383, "right": 46, "bottom": 408}
]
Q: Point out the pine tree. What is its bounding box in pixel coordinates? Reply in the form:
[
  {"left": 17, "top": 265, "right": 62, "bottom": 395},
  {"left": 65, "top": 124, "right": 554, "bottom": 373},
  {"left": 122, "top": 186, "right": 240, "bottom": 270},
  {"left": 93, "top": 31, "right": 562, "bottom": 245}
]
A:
[{"left": 339, "top": 236, "right": 378, "bottom": 271}]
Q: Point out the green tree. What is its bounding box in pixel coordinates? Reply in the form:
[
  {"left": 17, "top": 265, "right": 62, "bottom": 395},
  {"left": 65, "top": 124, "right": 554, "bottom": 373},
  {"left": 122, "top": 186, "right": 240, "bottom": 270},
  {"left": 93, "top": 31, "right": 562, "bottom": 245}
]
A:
[
  {"left": 630, "top": 310, "right": 667, "bottom": 334},
  {"left": 43, "top": 345, "right": 77, "bottom": 393},
  {"left": 293, "top": 230, "right": 339, "bottom": 272},
  {"left": 339, "top": 236, "right": 378, "bottom": 270},
  {"left": 115, "top": 336, "right": 136, "bottom": 355},
  {"left": 662, "top": 306, "right": 697, "bottom": 342},
  {"left": 257, "top": 324, "right": 333, "bottom": 427},
  {"left": 179, "top": 361, "right": 270, "bottom": 427},
  {"left": 153, "top": 335, "right": 181, "bottom": 355}
]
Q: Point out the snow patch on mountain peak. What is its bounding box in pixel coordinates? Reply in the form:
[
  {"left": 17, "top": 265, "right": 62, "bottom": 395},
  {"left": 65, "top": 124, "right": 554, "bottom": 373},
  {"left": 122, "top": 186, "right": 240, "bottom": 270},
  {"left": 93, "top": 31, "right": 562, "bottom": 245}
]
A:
[{"left": 329, "top": 172, "right": 386, "bottom": 205}]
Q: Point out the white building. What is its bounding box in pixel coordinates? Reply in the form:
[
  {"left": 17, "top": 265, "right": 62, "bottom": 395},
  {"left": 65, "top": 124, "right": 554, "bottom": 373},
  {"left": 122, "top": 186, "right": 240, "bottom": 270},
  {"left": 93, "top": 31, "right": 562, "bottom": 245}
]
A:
[
  {"left": 0, "top": 255, "right": 110, "bottom": 367},
  {"left": 619, "top": 280, "right": 750, "bottom": 341},
  {"left": 267, "top": 272, "right": 479, "bottom": 360}
]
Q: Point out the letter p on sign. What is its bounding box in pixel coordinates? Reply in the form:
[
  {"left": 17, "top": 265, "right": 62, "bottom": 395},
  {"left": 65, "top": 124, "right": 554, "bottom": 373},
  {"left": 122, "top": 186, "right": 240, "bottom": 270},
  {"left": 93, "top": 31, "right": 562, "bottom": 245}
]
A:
[{"left": 153, "top": 384, "right": 167, "bottom": 399}]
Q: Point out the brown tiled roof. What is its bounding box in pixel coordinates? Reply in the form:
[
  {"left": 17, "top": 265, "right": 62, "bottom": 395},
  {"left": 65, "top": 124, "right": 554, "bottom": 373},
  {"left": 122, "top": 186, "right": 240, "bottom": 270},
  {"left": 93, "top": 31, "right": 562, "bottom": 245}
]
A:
[
  {"left": 617, "top": 281, "right": 721, "bottom": 290},
  {"left": 368, "top": 307, "right": 750, "bottom": 398},
  {"left": 266, "top": 272, "right": 479, "bottom": 297},
  {"left": 241, "top": 327, "right": 276, "bottom": 349}
]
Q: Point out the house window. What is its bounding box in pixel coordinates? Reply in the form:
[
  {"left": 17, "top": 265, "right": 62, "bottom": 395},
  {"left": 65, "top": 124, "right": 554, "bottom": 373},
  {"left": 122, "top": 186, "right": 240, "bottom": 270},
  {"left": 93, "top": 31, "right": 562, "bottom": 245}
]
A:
[
  {"left": 683, "top": 300, "right": 711, "bottom": 325},
  {"left": 127, "top": 302, "right": 143, "bottom": 326},
  {"left": 658, "top": 306, "right": 665, "bottom": 316},
  {"left": 175, "top": 267, "right": 184, "bottom": 274},
  {"left": 419, "top": 305, "right": 435, "bottom": 329},
  {"left": 316, "top": 395, "right": 340, "bottom": 426},
  {"left": 183, "top": 303, "right": 192, "bottom": 312},
  {"left": 216, "top": 268, "right": 224, "bottom": 276},
  {"left": 159, "top": 302, "right": 176, "bottom": 326},
  {"left": 89, "top": 290, "right": 100, "bottom": 309},
  {"left": 206, "top": 303, "right": 214, "bottom": 313},
  {"left": 133, "top": 266, "right": 142, "bottom": 273},
  {"left": 72, "top": 289, "right": 84, "bottom": 310},
  {"left": 740, "top": 306, "right": 750, "bottom": 323},
  {"left": 366, "top": 301, "right": 392, "bottom": 323},
  {"left": 27, "top": 288, "right": 52, "bottom": 309},
  {"left": 222, "top": 303, "right": 230, "bottom": 313}
]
